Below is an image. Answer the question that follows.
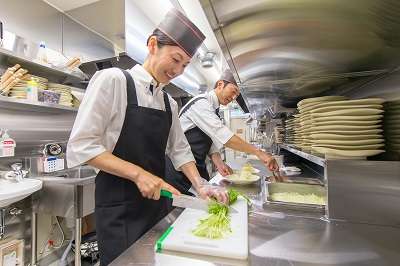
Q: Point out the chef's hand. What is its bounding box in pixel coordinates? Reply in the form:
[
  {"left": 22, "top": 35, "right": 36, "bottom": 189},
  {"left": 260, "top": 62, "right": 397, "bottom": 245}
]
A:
[
  {"left": 134, "top": 169, "right": 180, "bottom": 200},
  {"left": 211, "top": 152, "right": 233, "bottom": 176},
  {"left": 195, "top": 179, "right": 229, "bottom": 205},
  {"left": 255, "top": 150, "right": 280, "bottom": 172},
  {"left": 216, "top": 162, "right": 233, "bottom": 177}
]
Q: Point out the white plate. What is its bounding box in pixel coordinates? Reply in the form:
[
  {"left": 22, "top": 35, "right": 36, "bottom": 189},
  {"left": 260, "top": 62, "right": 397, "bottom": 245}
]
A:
[
  {"left": 309, "top": 129, "right": 383, "bottom": 135},
  {"left": 312, "top": 109, "right": 384, "bottom": 117},
  {"left": 297, "top": 96, "right": 347, "bottom": 107},
  {"left": 312, "top": 144, "right": 384, "bottom": 150},
  {"left": 282, "top": 166, "right": 301, "bottom": 172},
  {"left": 310, "top": 105, "right": 382, "bottom": 114},
  {"left": 304, "top": 124, "right": 381, "bottom": 132},
  {"left": 311, "top": 138, "right": 384, "bottom": 145},
  {"left": 310, "top": 133, "right": 382, "bottom": 140},
  {"left": 299, "top": 98, "right": 385, "bottom": 113},
  {"left": 308, "top": 120, "right": 382, "bottom": 126},
  {"left": 312, "top": 115, "right": 383, "bottom": 122},
  {"left": 225, "top": 174, "right": 260, "bottom": 185},
  {"left": 311, "top": 147, "right": 385, "bottom": 159}
]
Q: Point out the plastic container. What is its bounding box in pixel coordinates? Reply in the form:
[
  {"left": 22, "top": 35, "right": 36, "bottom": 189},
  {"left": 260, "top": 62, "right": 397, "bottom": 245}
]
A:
[
  {"left": 37, "top": 41, "right": 48, "bottom": 64},
  {"left": 26, "top": 80, "right": 38, "bottom": 101}
]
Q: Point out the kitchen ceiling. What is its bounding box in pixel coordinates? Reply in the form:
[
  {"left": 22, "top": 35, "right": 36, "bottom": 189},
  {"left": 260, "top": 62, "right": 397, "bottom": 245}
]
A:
[
  {"left": 42, "top": 0, "right": 230, "bottom": 97},
  {"left": 43, "top": 0, "right": 102, "bottom": 12},
  {"left": 199, "top": 0, "right": 400, "bottom": 115}
]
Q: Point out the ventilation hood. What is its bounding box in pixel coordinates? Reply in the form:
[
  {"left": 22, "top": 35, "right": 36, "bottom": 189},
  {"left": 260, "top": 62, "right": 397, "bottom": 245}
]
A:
[{"left": 199, "top": 0, "right": 400, "bottom": 115}]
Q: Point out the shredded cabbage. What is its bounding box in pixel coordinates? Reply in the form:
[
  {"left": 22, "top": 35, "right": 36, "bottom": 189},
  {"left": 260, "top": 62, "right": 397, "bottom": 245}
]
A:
[
  {"left": 192, "top": 189, "right": 248, "bottom": 239},
  {"left": 270, "top": 192, "right": 325, "bottom": 205}
]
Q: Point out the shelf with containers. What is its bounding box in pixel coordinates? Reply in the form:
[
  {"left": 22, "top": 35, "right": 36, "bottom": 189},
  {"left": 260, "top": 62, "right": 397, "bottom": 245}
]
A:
[
  {"left": 0, "top": 48, "right": 86, "bottom": 113},
  {"left": 0, "top": 47, "right": 87, "bottom": 84}
]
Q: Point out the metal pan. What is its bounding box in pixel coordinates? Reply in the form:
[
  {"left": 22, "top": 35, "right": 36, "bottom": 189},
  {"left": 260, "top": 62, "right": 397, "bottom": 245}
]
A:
[{"left": 263, "top": 182, "right": 326, "bottom": 213}]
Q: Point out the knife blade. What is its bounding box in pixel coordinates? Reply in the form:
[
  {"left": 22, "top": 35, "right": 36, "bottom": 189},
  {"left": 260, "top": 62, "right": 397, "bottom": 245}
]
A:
[{"left": 160, "top": 189, "right": 238, "bottom": 213}]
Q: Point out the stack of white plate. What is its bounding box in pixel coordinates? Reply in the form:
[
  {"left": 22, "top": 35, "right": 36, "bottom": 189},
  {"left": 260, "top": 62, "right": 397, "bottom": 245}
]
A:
[
  {"left": 297, "top": 96, "right": 348, "bottom": 150},
  {"left": 274, "top": 126, "right": 284, "bottom": 143},
  {"left": 299, "top": 98, "right": 385, "bottom": 159},
  {"left": 284, "top": 117, "right": 296, "bottom": 145},
  {"left": 384, "top": 100, "right": 400, "bottom": 154},
  {"left": 9, "top": 75, "right": 48, "bottom": 99},
  {"left": 291, "top": 114, "right": 305, "bottom": 148},
  {"left": 47, "top": 83, "right": 73, "bottom": 107}
]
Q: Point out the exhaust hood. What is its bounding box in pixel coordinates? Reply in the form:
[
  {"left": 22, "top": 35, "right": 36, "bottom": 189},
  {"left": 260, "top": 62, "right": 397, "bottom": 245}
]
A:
[{"left": 199, "top": 0, "right": 400, "bottom": 115}]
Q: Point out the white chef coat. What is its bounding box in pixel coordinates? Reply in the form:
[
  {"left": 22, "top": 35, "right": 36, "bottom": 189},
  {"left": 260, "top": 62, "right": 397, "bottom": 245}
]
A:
[
  {"left": 179, "top": 90, "right": 234, "bottom": 155},
  {"left": 67, "top": 65, "right": 195, "bottom": 170}
]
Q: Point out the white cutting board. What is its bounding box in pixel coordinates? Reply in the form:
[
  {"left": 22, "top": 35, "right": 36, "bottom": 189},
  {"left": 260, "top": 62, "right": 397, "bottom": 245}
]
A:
[{"left": 156, "top": 197, "right": 248, "bottom": 260}]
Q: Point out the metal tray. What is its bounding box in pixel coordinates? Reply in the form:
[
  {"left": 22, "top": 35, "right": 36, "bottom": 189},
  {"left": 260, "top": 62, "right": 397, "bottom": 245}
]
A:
[{"left": 263, "top": 182, "right": 326, "bottom": 213}]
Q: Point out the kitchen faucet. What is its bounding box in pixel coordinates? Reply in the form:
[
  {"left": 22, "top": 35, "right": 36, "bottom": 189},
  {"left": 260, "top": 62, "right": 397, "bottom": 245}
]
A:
[{"left": 10, "top": 162, "right": 25, "bottom": 182}]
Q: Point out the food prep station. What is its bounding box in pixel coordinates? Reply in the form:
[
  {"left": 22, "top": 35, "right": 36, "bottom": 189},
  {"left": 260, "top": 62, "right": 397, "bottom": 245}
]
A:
[{"left": 110, "top": 159, "right": 400, "bottom": 266}]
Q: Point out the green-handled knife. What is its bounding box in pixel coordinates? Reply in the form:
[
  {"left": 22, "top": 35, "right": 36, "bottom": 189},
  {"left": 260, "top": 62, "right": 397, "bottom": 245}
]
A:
[{"left": 160, "top": 189, "right": 237, "bottom": 213}]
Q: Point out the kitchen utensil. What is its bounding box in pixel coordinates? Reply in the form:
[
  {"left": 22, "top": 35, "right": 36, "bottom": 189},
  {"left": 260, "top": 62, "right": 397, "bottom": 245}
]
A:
[{"left": 160, "top": 190, "right": 237, "bottom": 213}]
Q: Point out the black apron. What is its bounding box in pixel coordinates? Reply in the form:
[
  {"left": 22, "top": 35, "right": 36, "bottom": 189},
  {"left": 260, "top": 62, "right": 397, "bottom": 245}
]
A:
[
  {"left": 165, "top": 96, "right": 219, "bottom": 194},
  {"left": 94, "top": 70, "right": 172, "bottom": 266}
]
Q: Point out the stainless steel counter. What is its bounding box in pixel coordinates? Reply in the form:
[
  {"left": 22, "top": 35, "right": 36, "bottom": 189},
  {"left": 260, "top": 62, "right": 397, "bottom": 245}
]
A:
[{"left": 110, "top": 160, "right": 400, "bottom": 266}]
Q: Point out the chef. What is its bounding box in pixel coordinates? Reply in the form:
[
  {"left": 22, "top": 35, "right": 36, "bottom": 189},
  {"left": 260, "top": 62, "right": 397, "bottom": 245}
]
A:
[
  {"left": 165, "top": 69, "right": 280, "bottom": 194},
  {"left": 67, "top": 9, "right": 228, "bottom": 266}
]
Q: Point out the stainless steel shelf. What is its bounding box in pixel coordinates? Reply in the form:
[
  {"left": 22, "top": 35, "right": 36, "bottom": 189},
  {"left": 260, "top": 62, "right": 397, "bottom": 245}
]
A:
[
  {"left": 0, "top": 47, "right": 87, "bottom": 83},
  {"left": 279, "top": 144, "right": 326, "bottom": 167},
  {"left": 0, "top": 95, "right": 78, "bottom": 113}
]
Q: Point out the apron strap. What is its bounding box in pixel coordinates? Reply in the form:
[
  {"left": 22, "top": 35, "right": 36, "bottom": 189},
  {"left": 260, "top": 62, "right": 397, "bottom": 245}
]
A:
[
  {"left": 121, "top": 69, "right": 138, "bottom": 106},
  {"left": 215, "top": 108, "right": 220, "bottom": 118},
  {"left": 163, "top": 92, "right": 172, "bottom": 127},
  {"left": 179, "top": 96, "right": 207, "bottom": 117}
]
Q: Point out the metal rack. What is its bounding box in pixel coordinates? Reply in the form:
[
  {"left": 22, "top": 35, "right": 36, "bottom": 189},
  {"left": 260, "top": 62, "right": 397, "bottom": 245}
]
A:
[
  {"left": 279, "top": 143, "right": 325, "bottom": 167},
  {"left": 0, "top": 95, "right": 78, "bottom": 113},
  {"left": 0, "top": 47, "right": 86, "bottom": 83}
]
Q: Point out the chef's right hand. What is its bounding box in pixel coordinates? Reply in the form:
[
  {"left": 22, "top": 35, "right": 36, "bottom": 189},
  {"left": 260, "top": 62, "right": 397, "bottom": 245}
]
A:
[
  {"left": 256, "top": 150, "right": 280, "bottom": 172},
  {"left": 133, "top": 169, "right": 180, "bottom": 200}
]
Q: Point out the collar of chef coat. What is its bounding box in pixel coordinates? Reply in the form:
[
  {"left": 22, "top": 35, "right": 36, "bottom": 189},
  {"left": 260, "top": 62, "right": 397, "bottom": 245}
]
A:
[
  {"left": 208, "top": 90, "right": 220, "bottom": 110},
  {"left": 130, "top": 64, "right": 167, "bottom": 95}
]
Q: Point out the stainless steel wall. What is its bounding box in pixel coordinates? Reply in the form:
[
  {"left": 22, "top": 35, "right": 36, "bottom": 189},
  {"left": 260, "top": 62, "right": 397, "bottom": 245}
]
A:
[
  {"left": 0, "top": 0, "right": 63, "bottom": 52},
  {"left": 326, "top": 160, "right": 400, "bottom": 226},
  {"left": 0, "top": 108, "right": 75, "bottom": 157},
  {"left": 0, "top": 0, "right": 115, "bottom": 61}
]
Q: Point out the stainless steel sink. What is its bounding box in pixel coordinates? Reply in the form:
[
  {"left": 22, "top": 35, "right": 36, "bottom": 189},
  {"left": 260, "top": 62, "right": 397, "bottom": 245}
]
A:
[
  {"left": 33, "top": 166, "right": 97, "bottom": 185},
  {"left": 32, "top": 165, "right": 96, "bottom": 218},
  {"left": 31, "top": 165, "right": 97, "bottom": 266}
]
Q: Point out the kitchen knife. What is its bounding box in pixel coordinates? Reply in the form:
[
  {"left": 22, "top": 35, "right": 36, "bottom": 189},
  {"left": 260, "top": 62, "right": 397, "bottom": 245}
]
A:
[{"left": 160, "top": 189, "right": 237, "bottom": 213}]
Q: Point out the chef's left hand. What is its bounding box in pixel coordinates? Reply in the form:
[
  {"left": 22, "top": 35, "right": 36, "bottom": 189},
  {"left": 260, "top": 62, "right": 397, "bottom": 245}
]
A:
[
  {"left": 195, "top": 180, "right": 228, "bottom": 204},
  {"left": 216, "top": 162, "right": 233, "bottom": 177}
]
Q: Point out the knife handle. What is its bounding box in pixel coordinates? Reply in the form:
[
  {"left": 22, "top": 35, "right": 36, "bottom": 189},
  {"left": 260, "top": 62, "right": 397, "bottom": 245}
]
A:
[{"left": 160, "top": 189, "right": 172, "bottom": 199}]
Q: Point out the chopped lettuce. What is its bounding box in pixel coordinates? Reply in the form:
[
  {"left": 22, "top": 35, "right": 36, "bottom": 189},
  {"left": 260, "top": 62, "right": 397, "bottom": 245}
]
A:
[{"left": 192, "top": 189, "right": 249, "bottom": 239}]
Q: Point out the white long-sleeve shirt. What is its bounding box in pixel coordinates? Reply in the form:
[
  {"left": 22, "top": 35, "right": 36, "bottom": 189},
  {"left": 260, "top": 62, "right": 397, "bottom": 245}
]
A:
[
  {"left": 67, "top": 65, "right": 195, "bottom": 170},
  {"left": 179, "top": 90, "right": 234, "bottom": 155}
]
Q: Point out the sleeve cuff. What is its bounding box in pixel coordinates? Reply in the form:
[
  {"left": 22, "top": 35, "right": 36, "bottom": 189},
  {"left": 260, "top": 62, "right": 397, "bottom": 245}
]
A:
[
  {"left": 208, "top": 144, "right": 220, "bottom": 155},
  {"left": 213, "top": 127, "right": 234, "bottom": 149},
  {"left": 169, "top": 151, "right": 195, "bottom": 171},
  {"left": 66, "top": 144, "right": 106, "bottom": 168}
]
